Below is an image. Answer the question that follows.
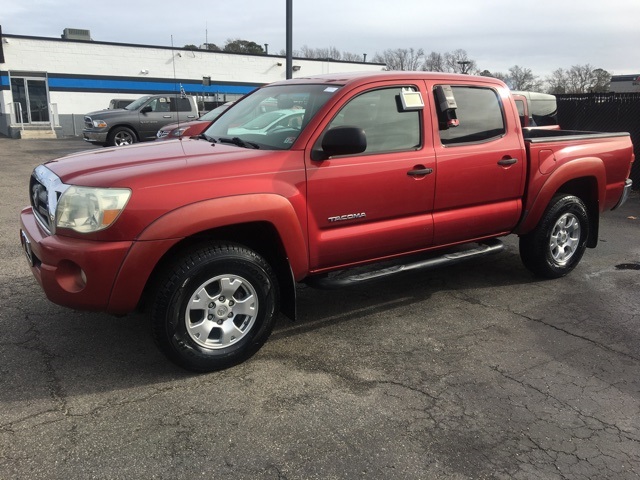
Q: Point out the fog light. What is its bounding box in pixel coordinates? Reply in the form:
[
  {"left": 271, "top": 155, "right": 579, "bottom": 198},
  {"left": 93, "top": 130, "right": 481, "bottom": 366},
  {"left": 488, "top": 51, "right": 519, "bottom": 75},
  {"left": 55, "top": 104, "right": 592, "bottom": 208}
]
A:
[{"left": 55, "top": 260, "right": 87, "bottom": 293}]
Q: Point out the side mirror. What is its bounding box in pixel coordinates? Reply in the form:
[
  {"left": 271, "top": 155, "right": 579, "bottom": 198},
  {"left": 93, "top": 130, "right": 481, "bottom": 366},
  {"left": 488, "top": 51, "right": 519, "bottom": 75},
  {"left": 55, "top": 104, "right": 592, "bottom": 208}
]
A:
[
  {"left": 140, "top": 105, "right": 152, "bottom": 114},
  {"left": 313, "top": 126, "right": 367, "bottom": 161}
]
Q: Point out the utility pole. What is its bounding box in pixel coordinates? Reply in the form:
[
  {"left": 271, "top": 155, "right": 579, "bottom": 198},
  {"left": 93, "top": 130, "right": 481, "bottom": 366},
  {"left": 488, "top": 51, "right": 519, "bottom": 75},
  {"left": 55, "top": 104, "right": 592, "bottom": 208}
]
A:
[{"left": 286, "top": 0, "right": 293, "bottom": 79}]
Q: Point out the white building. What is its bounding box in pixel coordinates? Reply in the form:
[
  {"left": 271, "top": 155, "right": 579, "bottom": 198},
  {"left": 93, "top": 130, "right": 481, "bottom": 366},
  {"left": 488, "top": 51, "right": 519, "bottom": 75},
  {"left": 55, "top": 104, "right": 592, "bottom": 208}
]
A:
[
  {"left": 0, "top": 28, "right": 384, "bottom": 138},
  {"left": 609, "top": 74, "right": 640, "bottom": 93}
]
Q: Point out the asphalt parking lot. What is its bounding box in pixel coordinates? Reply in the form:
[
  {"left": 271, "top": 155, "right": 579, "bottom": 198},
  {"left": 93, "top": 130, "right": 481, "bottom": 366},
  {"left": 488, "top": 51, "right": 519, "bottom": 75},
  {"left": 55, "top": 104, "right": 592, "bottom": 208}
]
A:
[{"left": 1, "top": 137, "right": 639, "bottom": 479}]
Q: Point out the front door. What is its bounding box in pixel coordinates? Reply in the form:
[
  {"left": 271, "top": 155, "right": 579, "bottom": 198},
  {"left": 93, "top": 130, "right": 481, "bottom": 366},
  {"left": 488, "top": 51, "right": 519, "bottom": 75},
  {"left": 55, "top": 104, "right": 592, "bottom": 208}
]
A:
[
  {"left": 138, "top": 96, "right": 177, "bottom": 141},
  {"left": 306, "top": 84, "right": 436, "bottom": 271},
  {"left": 10, "top": 76, "right": 50, "bottom": 124}
]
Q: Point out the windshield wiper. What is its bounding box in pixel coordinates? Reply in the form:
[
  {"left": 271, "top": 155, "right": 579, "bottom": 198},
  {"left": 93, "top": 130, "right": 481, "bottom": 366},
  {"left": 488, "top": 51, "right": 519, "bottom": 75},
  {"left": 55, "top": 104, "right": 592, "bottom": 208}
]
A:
[
  {"left": 195, "top": 133, "right": 217, "bottom": 143},
  {"left": 217, "top": 137, "right": 260, "bottom": 149}
]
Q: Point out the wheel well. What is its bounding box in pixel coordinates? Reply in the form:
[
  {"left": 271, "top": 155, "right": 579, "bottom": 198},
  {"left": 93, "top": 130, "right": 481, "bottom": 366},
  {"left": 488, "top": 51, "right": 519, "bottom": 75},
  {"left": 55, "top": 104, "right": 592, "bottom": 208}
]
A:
[
  {"left": 138, "top": 221, "right": 296, "bottom": 319},
  {"left": 555, "top": 176, "right": 599, "bottom": 247},
  {"left": 108, "top": 124, "right": 140, "bottom": 141}
]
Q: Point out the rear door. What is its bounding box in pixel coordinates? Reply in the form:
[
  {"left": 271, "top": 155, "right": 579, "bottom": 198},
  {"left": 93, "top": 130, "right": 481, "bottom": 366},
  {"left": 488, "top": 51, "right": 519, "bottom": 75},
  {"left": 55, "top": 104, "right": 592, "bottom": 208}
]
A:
[
  {"left": 428, "top": 83, "right": 526, "bottom": 245},
  {"left": 305, "top": 82, "right": 436, "bottom": 271},
  {"left": 175, "top": 97, "right": 198, "bottom": 122}
]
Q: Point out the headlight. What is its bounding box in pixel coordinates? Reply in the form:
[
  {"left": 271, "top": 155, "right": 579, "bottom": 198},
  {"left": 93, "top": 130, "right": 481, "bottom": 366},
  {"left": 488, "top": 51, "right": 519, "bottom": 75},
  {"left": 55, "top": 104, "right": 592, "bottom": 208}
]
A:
[
  {"left": 171, "top": 127, "right": 188, "bottom": 137},
  {"left": 55, "top": 186, "right": 131, "bottom": 233},
  {"left": 92, "top": 120, "right": 108, "bottom": 128}
]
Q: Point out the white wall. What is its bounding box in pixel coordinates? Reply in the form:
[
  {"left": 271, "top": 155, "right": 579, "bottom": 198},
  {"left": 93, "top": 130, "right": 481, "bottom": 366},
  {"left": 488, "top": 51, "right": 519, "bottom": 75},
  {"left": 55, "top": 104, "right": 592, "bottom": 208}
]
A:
[{"left": 1, "top": 35, "right": 384, "bottom": 120}]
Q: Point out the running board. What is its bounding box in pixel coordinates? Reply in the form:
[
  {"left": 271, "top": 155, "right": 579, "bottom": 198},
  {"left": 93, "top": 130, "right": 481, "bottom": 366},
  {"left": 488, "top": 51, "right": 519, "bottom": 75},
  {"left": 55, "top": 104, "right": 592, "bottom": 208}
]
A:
[{"left": 305, "top": 239, "right": 505, "bottom": 289}]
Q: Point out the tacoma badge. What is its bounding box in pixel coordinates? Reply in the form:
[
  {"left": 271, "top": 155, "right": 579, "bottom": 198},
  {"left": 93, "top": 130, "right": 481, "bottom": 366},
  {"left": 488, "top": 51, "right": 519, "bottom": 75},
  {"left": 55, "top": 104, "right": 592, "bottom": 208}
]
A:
[{"left": 328, "top": 212, "right": 366, "bottom": 222}]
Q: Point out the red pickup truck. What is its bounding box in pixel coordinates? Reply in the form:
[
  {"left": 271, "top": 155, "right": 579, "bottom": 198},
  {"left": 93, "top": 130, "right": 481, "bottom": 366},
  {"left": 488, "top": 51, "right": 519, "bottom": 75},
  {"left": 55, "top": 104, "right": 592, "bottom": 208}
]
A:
[{"left": 20, "top": 72, "right": 634, "bottom": 372}]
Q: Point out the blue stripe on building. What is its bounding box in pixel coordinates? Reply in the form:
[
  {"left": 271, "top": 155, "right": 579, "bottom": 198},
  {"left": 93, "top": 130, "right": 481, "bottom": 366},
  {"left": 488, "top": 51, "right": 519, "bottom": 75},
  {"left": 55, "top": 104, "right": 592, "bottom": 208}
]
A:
[{"left": 0, "top": 72, "right": 260, "bottom": 95}]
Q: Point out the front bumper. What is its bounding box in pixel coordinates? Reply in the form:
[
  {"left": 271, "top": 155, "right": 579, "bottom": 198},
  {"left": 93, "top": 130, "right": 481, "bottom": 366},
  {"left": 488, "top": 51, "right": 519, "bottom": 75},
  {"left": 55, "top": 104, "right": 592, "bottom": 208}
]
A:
[
  {"left": 82, "top": 130, "right": 108, "bottom": 144},
  {"left": 612, "top": 179, "right": 633, "bottom": 210},
  {"left": 20, "top": 207, "right": 132, "bottom": 312}
]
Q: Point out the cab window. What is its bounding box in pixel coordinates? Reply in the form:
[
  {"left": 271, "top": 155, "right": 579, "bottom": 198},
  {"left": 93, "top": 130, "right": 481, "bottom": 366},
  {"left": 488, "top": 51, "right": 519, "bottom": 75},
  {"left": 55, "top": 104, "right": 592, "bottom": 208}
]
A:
[
  {"left": 437, "top": 86, "right": 505, "bottom": 145},
  {"left": 173, "top": 97, "right": 193, "bottom": 112},
  {"left": 327, "top": 86, "right": 422, "bottom": 154},
  {"left": 148, "top": 97, "right": 171, "bottom": 113}
]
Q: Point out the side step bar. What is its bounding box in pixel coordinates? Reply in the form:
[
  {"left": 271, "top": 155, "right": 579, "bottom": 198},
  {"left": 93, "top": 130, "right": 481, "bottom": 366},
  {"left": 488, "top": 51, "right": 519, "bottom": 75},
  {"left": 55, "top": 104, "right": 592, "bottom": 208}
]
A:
[{"left": 306, "top": 239, "right": 505, "bottom": 289}]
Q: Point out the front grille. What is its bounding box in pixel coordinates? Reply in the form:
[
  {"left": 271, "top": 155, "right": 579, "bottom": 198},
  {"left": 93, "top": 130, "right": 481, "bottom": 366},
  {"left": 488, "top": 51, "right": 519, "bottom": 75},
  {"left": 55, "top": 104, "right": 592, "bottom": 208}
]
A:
[
  {"left": 157, "top": 130, "right": 169, "bottom": 138},
  {"left": 29, "top": 166, "right": 68, "bottom": 235},
  {"left": 30, "top": 173, "right": 52, "bottom": 232}
]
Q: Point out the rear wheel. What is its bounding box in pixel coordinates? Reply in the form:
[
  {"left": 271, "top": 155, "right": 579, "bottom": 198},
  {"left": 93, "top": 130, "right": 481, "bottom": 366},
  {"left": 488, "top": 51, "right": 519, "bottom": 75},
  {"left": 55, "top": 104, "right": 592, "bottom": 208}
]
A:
[
  {"left": 519, "top": 194, "right": 589, "bottom": 278},
  {"left": 108, "top": 126, "right": 137, "bottom": 146},
  {"left": 150, "top": 243, "right": 279, "bottom": 372}
]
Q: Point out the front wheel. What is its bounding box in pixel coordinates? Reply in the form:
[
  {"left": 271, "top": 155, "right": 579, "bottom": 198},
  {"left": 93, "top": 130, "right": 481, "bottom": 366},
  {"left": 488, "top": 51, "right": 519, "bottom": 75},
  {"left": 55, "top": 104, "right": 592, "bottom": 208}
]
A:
[
  {"left": 108, "top": 126, "right": 137, "bottom": 146},
  {"left": 519, "top": 194, "right": 589, "bottom": 279},
  {"left": 150, "top": 243, "right": 279, "bottom": 372}
]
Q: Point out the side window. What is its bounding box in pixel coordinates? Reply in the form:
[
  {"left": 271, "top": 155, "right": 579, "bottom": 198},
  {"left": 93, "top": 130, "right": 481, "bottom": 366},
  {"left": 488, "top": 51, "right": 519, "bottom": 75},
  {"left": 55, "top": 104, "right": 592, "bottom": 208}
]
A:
[
  {"left": 327, "top": 87, "right": 421, "bottom": 154},
  {"left": 149, "top": 97, "right": 170, "bottom": 113},
  {"left": 146, "top": 98, "right": 158, "bottom": 112},
  {"left": 514, "top": 99, "right": 526, "bottom": 127},
  {"left": 175, "top": 97, "right": 193, "bottom": 112},
  {"left": 437, "top": 86, "right": 505, "bottom": 145}
]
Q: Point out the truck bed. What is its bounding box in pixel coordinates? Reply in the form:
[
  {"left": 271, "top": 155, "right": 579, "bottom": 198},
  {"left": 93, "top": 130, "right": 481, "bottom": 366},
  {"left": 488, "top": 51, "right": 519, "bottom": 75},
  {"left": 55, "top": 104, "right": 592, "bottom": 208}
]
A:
[{"left": 523, "top": 128, "right": 630, "bottom": 143}]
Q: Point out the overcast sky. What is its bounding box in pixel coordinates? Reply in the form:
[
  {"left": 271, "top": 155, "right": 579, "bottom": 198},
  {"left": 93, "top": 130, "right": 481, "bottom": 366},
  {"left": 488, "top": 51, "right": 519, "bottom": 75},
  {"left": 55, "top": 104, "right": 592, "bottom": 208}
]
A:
[{"left": 3, "top": 0, "right": 639, "bottom": 78}]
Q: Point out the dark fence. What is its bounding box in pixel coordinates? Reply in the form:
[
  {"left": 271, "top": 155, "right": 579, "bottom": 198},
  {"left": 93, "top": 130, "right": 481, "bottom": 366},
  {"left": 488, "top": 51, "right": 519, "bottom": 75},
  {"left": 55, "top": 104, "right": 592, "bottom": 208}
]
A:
[{"left": 555, "top": 93, "right": 640, "bottom": 189}]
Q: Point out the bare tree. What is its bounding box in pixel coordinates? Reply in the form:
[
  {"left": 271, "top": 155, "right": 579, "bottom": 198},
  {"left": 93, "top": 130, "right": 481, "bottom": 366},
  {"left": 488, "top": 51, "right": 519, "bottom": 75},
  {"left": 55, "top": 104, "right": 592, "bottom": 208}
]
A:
[
  {"left": 546, "top": 65, "right": 611, "bottom": 93},
  {"left": 479, "top": 70, "right": 509, "bottom": 83},
  {"left": 373, "top": 48, "right": 425, "bottom": 71},
  {"left": 507, "top": 65, "right": 543, "bottom": 91},
  {"left": 298, "top": 45, "right": 342, "bottom": 60},
  {"left": 444, "top": 49, "right": 477, "bottom": 74},
  {"left": 423, "top": 51, "right": 446, "bottom": 72},
  {"left": 590, "top": 68, "right": 611, "bottom": 93},
  {"left": 566, "top": 64, "right": 596, "bottom": 93},
  {"left": 271, "top": 42, "right": 614, "bottom": 95},
  {"left": 341, "top": 52, "right": 365, "bottom": 62},
  {"left": 546, "top": 68, "right": 568, "bottom": 94}
]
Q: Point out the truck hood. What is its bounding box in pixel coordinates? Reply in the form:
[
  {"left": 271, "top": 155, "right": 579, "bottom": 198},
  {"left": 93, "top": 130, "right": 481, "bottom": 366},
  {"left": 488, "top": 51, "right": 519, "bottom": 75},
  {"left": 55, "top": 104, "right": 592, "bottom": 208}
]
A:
[
  {"left": 45, "top": 139, "right": 271, "bottom": 187},
  {"left": 84, "top": 108, "right": 130, "bottom": 118}
]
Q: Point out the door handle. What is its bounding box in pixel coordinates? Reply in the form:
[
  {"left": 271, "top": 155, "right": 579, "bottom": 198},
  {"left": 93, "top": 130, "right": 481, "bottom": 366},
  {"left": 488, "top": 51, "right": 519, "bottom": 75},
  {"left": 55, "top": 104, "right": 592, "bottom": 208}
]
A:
[
  {"left": 497, "top": 158, "right": 518, "bottom": 166},
  {"left": 163, "top": 115, "right": 172, "bottom": 118},
  {"left": 407, "top": 167, "right": 433, "bottom": 176}
]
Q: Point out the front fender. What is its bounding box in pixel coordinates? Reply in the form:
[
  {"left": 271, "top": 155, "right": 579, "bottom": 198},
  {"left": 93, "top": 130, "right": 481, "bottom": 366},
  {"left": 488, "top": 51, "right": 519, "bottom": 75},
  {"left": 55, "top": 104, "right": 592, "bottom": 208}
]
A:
[
  {"left": 516, "top": 157, "right": 605, "bottom": 235},
  {"left": 137, "top": 193, "right": 309, "bottom": 278},
  {"left": 106, "top": 194, "right": 308, "bottom": 314}
]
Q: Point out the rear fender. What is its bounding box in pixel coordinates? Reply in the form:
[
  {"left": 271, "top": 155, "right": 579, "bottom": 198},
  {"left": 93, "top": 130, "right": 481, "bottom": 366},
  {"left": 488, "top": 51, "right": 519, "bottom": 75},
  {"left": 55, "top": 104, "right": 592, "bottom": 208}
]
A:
[{"left": 516, "top": 157, "right": 605, "bottom": 235}]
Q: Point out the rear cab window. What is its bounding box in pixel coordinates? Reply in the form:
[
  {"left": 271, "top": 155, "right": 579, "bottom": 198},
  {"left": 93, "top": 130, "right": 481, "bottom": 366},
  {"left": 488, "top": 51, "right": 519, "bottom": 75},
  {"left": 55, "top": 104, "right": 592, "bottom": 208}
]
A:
[{"left": 435, "top": 86, "right": 506, "bottom": 146}]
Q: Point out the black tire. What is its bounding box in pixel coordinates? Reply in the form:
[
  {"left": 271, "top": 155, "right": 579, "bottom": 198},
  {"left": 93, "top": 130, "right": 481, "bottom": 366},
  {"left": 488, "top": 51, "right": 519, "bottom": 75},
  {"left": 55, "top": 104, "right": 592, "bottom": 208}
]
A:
[
  {"left": 519, "top": 194, "right": 589, "bottom": 279},
  {"left": 108, "top": 126, "right": 137, "bottom": 147},
  {"left": 150, "top": 243, "right": 279, "bottom": 372}
]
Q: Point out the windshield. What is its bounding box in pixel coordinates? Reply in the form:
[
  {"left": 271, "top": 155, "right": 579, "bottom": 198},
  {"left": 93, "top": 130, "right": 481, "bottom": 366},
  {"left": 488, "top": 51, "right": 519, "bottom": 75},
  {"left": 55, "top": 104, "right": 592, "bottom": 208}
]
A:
[
  {"left": 200, "top": 104, "right": 231, "bottom": 121},
  {"left": 204, "top": 84, "right": 341, "bottom": 150},
  {"left": 125, "top": 96, "right": 151, "bottom": 110},
  {"left": 241, "top": 111, "right": 289, "bottom": 129}
]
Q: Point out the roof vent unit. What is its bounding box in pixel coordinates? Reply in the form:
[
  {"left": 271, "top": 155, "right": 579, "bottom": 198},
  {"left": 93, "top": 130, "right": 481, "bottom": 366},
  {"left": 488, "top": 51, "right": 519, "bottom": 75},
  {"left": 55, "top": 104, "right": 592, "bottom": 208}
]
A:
[{"left": 61, "top": 28, "right": 92, "bottom": 41}]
